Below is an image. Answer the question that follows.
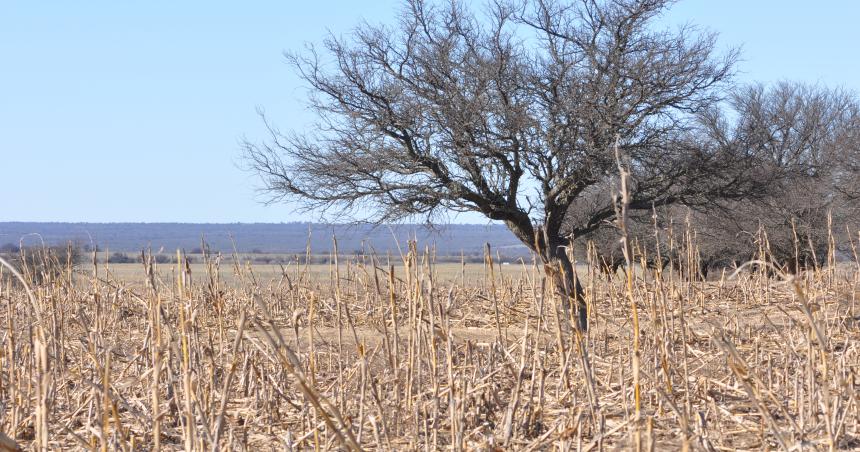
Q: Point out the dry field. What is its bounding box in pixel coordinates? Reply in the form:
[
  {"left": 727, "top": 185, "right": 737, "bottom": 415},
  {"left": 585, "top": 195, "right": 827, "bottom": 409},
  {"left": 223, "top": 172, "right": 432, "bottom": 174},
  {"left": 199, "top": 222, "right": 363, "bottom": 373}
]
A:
[
  {"left": 0, "top": 244, "right": 858, "bottom": 451},
  {"left": 89, "top": 260, "right": 537, "bottom": 289}
]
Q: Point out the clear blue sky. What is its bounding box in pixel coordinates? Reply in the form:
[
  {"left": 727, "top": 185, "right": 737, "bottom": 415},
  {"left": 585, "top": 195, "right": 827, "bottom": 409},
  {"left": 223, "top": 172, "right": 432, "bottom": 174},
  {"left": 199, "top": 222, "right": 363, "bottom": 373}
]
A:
[{"left": 2, "top": 1, "right": 858, "bottom": 223}]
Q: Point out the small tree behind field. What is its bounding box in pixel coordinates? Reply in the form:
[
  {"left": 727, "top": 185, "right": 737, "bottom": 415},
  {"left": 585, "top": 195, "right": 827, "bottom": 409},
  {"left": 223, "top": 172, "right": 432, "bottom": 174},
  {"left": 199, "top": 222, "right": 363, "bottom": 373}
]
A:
[
  {"left": 1, "top": 243, "right": 83, "bottom": 286},
  {"left": 570, "top": 82, "right": 860, "bottom": 278},
  {"left": 700, "top": 83, "right": 860, "bottom": 273}
]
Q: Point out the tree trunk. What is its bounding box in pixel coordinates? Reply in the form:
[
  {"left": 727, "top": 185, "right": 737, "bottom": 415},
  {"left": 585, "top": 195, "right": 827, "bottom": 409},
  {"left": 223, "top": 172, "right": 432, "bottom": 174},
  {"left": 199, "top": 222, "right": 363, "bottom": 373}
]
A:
[
  {"left": 505, "top": 220, "right": 588, "bottom": 331},
  {"left": 545, "top": 241, "right": 588, "bottom": 331}
]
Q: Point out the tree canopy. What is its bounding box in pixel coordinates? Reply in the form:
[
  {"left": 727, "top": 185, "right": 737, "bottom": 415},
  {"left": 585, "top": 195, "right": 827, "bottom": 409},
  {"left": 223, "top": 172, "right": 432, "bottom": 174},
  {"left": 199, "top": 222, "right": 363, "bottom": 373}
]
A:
[{"left": 243, "top": 0, "right": 758, "bottom": 248}]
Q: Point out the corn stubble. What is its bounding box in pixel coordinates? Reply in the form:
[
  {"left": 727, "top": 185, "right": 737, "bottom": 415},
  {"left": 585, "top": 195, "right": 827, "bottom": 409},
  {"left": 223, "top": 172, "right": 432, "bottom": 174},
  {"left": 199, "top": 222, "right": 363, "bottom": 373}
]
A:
[{"left": 0, "top": 234, "right": 858, "bottom": 451}]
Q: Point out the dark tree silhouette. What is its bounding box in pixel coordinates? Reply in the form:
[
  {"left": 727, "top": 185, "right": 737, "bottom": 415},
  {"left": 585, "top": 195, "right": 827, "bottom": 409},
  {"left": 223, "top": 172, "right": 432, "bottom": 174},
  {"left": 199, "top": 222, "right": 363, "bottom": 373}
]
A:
[
  {"left": 572, "top": 83, "right": 860, "bottom": 278},
  {"left": 244, "top": 0, "right": 768, "bottom": 330}
]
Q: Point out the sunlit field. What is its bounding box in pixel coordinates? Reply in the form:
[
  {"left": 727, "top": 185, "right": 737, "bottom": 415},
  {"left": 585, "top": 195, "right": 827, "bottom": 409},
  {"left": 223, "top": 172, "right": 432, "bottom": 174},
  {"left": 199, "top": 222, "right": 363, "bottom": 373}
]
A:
[{"left": 0, "top": 242, "right": 858, "bottom": 450}]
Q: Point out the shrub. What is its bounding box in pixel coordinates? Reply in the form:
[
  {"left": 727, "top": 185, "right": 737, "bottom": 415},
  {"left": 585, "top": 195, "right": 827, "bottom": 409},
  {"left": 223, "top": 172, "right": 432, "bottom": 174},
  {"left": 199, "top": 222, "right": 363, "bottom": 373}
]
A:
[
  {"left": 6, "top": 243, "right": 83, "bottom": 285},
  {"left": 108, "top": 252, "right": 136, "bottom": 264}
]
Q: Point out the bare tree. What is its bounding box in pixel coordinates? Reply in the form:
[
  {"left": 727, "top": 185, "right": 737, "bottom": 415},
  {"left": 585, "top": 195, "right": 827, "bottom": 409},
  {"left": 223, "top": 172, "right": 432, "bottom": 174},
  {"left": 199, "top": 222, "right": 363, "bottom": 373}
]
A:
[
  {"left": 694, "top": 83, "right": 860, "bottom": 273},
  {"left": 244, "top": 0, "right": 763, "bottom": 329}
]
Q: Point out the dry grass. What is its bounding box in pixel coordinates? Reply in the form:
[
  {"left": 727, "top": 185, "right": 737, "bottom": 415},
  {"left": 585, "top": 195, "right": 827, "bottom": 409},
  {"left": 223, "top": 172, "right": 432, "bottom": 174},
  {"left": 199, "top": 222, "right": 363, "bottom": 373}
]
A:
[{"left": 0, "top": 240, "right": 858, "bottom": 451}]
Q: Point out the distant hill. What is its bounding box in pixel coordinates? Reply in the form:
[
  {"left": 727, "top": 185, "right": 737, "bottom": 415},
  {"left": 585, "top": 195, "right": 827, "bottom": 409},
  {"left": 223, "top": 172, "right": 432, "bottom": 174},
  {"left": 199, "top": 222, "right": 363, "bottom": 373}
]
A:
[{"left": 0, "top": 222, "right": 528, "bottom": 257}]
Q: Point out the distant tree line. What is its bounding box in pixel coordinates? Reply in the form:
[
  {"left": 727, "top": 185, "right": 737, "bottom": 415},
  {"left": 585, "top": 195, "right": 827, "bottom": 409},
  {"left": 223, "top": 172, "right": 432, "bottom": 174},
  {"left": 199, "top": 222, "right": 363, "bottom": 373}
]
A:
[{"left": 1, "top": 244, "right": 505, "bottom": 268}]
